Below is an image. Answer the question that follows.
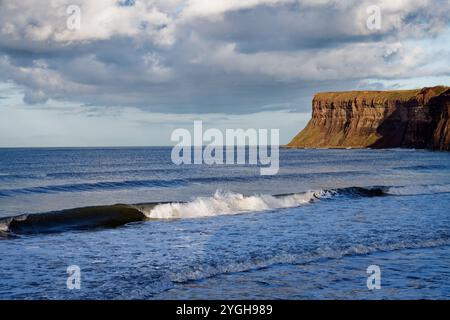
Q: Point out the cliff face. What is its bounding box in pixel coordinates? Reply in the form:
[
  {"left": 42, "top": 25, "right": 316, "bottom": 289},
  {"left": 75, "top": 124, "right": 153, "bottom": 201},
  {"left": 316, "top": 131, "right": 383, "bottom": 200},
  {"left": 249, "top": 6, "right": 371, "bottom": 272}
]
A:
[{"left": 287, "top": 86, "right": 450, "bottom": 151}]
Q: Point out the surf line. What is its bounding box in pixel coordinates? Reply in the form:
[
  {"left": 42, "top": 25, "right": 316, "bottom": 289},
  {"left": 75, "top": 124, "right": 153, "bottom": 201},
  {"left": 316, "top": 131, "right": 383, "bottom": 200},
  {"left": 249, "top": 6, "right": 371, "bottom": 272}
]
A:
[{"left": 171, "top": 120, "right": 279, "bottom": 175}]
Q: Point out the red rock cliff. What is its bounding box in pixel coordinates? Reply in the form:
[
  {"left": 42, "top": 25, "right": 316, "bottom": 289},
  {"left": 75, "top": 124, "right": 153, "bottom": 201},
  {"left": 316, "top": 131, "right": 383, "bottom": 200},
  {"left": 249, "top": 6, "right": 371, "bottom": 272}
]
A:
[{"left": 287, "top": 86, "right": 450, "bottom": 150}]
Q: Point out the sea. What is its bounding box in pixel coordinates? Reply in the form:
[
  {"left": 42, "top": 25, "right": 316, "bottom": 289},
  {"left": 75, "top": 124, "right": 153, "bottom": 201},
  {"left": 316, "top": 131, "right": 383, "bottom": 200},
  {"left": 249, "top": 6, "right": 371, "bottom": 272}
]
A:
[{"left": 0, "top": 147, "right": 449, "bottom": 299}]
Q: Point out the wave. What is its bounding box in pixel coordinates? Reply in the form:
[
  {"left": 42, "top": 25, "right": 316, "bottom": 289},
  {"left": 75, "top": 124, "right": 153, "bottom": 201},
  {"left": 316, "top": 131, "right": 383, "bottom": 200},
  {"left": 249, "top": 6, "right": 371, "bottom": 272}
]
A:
[
  {"left": 0, "top": 170, "right": 370, "bottom": 198},
  {"left": 0, "top": 173, "right": 48, "bottom": 180},
  {"left": 4, "top": 172, "right": 448, "bottom": 200},
  {"left": 391, "top": 164, "right": 450, "bottom": 171},
  {"left": 142, "top": 187, "right": 389, "bottom": 219},
  {"left": 1, "top": 183, "right": 448, "bottom": 237},
  {"left": 0, "top": 186, "right": 386, "bottom": 237},
  {"left": 0, "top": 178, "right": 190, "bottom": 197},
  {"left": 0, "top": 204, "right": 148, "bottom": 236},
  {"left": 386, "top": 184, "right": 450, "bottom": 196},
  {"left": 139, "top": 189, "right": 331, "bottom": 219},
  {"left": 169, "top": 237, "right": 450, "bottom": 284},
  {"left": 0, "top": 168, "right": 179, "bottom": 181}
]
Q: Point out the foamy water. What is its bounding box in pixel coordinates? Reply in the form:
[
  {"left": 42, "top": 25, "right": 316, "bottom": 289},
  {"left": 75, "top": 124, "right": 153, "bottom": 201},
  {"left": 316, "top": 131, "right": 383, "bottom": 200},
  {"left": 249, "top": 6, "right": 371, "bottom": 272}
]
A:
[
  {"left": 141, "top": 184, "right": 450, "bottom": 220},
  {"left": 142, "top": 190, "right": 330, "bottom": 219},
  {"left": 387, "top": 183, "right": 450, "bottom": 196}
]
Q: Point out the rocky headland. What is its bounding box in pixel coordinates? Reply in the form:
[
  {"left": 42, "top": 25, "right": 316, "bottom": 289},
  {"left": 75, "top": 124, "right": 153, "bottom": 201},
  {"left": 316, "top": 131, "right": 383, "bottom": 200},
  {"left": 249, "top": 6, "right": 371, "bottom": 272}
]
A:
[{"left": 287, "top": 86, "right": 450, "bottom": 151}]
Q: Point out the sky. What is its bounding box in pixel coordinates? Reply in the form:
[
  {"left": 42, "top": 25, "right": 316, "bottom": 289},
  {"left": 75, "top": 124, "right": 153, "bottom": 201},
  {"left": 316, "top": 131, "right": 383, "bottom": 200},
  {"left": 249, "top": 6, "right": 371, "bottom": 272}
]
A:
[{"left": 0, "top": 0, "right": 449, "bottom": 147}]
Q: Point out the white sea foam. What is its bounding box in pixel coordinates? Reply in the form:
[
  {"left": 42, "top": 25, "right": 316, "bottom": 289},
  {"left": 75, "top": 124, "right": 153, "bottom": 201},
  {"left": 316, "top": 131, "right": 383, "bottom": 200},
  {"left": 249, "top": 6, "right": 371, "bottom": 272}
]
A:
[
  {"left": 387, "top": 184, "right": 450, "bottom": 196},
  {"left": 142, "top": 183, "right": 450, "bottom": 220},
  {"left": 142, "top": 190, "right": 332, "bottom": 219},
  {"left": 0, "top": 223, "right": 8, "bottom": 232},
  {"left": 169, "top": 237, "right": 450, "bottom": 283}
]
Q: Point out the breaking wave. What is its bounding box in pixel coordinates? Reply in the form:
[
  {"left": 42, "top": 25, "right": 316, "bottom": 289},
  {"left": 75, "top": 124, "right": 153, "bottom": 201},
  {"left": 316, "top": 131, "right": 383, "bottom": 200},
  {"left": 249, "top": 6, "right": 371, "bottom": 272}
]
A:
[
  {"left": 1, "top": 183, "right": 448, "bottom": 237},
  {"left": 141, "top": 187, "right": 387, "bottom": 219},
  {"left": 139, "top": 189, "right": 330, "bottom": 219},
  {"left": 0, "top": 186, "right": 384, "bottom": 236}
]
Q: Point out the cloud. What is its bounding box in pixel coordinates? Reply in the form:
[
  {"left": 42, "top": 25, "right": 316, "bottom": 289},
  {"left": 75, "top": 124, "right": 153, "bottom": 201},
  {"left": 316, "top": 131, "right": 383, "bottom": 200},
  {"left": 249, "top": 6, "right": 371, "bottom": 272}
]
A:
[
  {"left": 0, "top": 0, "right": 449, "bottom": 114},
  {"left": 0, "top": 0, "right": 178, "bottom": 45}
]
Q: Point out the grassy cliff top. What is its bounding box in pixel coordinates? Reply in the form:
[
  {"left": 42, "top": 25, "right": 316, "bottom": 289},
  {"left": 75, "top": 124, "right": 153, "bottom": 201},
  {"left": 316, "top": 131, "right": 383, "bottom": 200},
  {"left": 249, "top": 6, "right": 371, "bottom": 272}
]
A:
[{"left": 314, "top": 86, "right": 449, "bottom": 102}]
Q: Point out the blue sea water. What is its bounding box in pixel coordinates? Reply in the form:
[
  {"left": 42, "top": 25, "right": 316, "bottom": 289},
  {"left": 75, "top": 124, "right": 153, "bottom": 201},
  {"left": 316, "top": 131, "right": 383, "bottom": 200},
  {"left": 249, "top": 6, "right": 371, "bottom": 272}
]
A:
[{"left": 0, "top": 147, "right": 449, "bottom": 299}]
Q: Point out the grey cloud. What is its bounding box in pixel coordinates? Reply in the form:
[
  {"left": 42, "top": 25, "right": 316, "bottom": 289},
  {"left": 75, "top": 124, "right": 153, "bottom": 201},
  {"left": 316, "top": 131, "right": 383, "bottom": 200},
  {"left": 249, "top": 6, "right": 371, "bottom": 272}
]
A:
[
  {"left": 0, "top": 0, "right": 449, "bottom": 114},
  {"left": 187, "top": 4, "right": 381, "bottom": 53},
  {"left": 23, "top": 88, "right": 49, "bottom": 104}
]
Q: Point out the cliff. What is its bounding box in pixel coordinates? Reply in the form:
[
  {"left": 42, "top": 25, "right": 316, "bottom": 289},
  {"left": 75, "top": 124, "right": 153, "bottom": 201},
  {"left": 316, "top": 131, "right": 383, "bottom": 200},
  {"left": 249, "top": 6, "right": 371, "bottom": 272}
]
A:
[{"left": 287, "top": 86, "right": 450, "bottom": 151}]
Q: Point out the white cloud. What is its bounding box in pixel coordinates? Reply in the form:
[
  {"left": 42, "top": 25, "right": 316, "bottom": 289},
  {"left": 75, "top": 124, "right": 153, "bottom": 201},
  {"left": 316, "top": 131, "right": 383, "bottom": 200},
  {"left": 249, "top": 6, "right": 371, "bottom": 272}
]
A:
[
  {"left": 0, "top": 0, "right": 177, "bottom": 45},
  {"left": 0, "top": 0, "right": 448, "bottom": 113}
]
